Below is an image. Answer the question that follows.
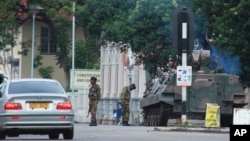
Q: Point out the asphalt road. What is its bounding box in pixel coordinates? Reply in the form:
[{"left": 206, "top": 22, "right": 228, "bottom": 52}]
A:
[{"left": 6, "top": 123, "right": 229, "bottom": 141}]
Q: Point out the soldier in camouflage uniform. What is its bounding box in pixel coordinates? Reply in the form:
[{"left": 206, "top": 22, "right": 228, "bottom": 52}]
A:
[
  {"left": 88, "top": 77, "right": 101, "bottom": 126},
  {"left": 119, "top": 84, "right": 136, "bottom": 126}
]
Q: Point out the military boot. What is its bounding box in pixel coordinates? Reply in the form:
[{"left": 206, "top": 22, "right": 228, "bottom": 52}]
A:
[
  {"left": 122, "top": 121, "right": 125, "bottom": 126},
  {"left": 123, "top": 121, "right": 129, "bottom": 126},
  {"left": 125, "top": 121, "right": 130, "bottom": 126},
  {"left": 89, "top": 121, "right": 94, "bottom": 126},
  {"left": 89, "top": 119, "right": 96, "bottom": 126},
  {"left": 93, "top": 120, "right": 97, "bottom": 126}
]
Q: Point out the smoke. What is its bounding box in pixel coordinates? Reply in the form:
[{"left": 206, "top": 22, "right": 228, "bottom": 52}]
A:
[
  {"left": 194, "top": 11, "right": 209, "bottom": 50},
  {"left": 210, "top": 46, "right": 242, "bottom": 75},
  {"left": 182, "top": 3, "right": 242, "bottom": 76}
]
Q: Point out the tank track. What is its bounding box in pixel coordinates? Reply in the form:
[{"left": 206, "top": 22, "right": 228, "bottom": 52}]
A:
[{"left": 142, "top": 103, "right": 172, "bottom": 126}]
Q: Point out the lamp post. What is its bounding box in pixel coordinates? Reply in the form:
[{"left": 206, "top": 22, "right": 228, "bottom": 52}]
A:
[
  {"left": 29, "top": 4, "right": 43, "bottom": 78},
  {"left": 71, "top": 0, "right": 77, "bottom": 94}
]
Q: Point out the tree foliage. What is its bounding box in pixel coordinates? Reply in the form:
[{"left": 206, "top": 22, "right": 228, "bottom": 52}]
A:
[
  {"left": 3, "top": 0, "right": 250, "bottom": 84},
  {"left": 0, "top": 0, "right": 73, "bottom": 82},
  {"left": 54, "top": 23, "right": 71, "bottom": 82},
  {"left": 75, "top": 40, "right": 99, "bottom": 69},
  {"left": 189, "top": 0, "right": 250, "bottom": 84},
  {"left": 0, "top": 0, "right": 20, "bottom": 51},
  {"left": 77, "top": 0, "right": 184, "bottom": 76},
  {"left": 76, "top": 0, "right": 136, "bottom": 68},
  {"left": 128, "top": 0, "right": 178, "bottom": 75},
  {"left": 38, "top": 66, "right": 54, "bottom": 78},
  {"left": 0, "top": 0, "right": 187, "bottom": 79}
]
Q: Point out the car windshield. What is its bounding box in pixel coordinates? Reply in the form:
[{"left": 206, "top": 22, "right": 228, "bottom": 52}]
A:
[{"left": 8, "top": 81, "right": 65, "bottom": 94}]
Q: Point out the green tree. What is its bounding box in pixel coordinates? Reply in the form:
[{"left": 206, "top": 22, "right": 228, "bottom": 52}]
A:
[
  {"left": 78, "top": 0, "right": 184, "bottom": 76},
  {"left": 128, "top": 0, "right": 176, "bottom": 75},
  {"left": 38, "top": 66, "right": 54, "bottom": 78},
  {"left": 75, "top": 40, "right": 88, "bottom": 69},
  {"left": 37, "top": 0, "right": 74, "bottom": 85},
  {"left": 75, "top": 0, "right": 137, "bottom": 70},
  {"left": 0, "top": 0, "right": 74, "bottom": 86},
  {"left": 0, "top": 0, "right": 105, "bottom": 90},
  {"left": 54, "top": 23, "right": 71, "bottom": 84},
  {"left": 0, "top": 0, "right": 20, "bottom": 51},
  {"left": 189, "top": 0, "right": 250, "bottom": 85},
  {"left": 75, "top": 40, "right": 99, "bottom": 69}
]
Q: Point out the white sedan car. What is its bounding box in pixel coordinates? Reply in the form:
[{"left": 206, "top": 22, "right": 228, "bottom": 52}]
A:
[{"left": 0, "top": 78, "right": 74, "bottom": 140}]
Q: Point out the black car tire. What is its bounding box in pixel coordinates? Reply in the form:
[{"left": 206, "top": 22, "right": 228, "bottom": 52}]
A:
[
  {"left": 63, "top": 127, "right": 74, "bottom": 140},
  {"left": 48, "top": 133, "right": 59, "bottom": 140},
  {"left": 0, "top": 131, "right": 6, "bottom": 140}
]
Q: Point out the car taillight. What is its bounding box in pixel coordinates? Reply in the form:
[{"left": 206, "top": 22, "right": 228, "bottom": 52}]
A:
[
  {"left": 4, "top": 102, "right": 22, "bottom": 110},
  {"left": 56, "top": 101, "right": 72, "bottom": 110}
]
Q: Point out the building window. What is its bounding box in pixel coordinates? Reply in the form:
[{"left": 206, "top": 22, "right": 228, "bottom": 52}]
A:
[{"left": 40, "top": 27, "right": 56, "bottom": 54}]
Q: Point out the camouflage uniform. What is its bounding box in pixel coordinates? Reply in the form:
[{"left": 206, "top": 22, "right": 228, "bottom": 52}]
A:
[
  {"left": 119, "top": 86, "right": 131, "bottom": 126},
  {"left": 88, "top": 83, "right": 101, "bottom": 126}
]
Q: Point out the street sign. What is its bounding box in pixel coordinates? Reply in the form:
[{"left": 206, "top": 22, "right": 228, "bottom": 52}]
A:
[
  {"left": 176, "top": 66, "right": 192, "bottom": 86},
  {"left": 70, "top": 69, "right": 100, "bottom": 90}
]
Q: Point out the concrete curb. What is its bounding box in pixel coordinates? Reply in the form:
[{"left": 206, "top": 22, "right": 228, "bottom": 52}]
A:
[{"left": 154, "top": 127, "right": 229, "bottom": 133}]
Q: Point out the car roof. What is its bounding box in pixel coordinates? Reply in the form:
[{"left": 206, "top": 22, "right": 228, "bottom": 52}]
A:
[{"left": 7, "top": 78, "right": 59, "bottom": 83}]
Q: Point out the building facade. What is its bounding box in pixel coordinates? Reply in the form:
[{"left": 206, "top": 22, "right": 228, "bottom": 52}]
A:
[{"left": 0, "top": 19, "right": 85, "bottom": 89}]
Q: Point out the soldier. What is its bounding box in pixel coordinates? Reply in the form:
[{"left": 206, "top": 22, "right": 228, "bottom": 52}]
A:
[
  {"left": 119, "top": 83, "right": 136, "bottom": 126},
  {"left": 88, "top": 76, "right": 101, "bottom": 126}
]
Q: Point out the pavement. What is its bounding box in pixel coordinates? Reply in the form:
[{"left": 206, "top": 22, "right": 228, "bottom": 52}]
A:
[
  {"left": 154, "top": 119, "right": 229, "bottom": 133},
  {"left": 154, "top": 126, "right": 229, "bottom": 133},
  {"left": 79, "top": 119, "right": 230, "bottom": 133}
]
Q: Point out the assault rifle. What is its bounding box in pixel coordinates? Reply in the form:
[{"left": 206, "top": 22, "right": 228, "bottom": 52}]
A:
[{"left": 87, "top": 105, "right": 92, "bottom": 118}]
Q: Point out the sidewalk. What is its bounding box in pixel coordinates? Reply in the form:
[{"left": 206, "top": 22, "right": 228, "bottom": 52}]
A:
[
  {"left": 154, "top": 126, "right": 229, "bottom": 133},
  {"left": 154, "top": 119, "right": 229, "bottom": 133}
]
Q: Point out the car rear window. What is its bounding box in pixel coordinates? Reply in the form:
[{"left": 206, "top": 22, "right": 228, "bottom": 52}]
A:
[{"left": 8, "top": 81, "right": 65, "bottom": 94}]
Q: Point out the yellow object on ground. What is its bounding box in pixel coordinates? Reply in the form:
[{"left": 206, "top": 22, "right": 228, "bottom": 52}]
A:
[{"left": 205, "top": 103, "right": 220, "bottom": 127}]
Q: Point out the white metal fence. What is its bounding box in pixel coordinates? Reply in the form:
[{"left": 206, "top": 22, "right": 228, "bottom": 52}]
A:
[{"left": 67, "top": 90, "right": 143, "bottom": 124}]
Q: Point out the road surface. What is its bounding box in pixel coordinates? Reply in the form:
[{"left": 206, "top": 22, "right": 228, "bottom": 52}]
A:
[{"left": 6, "top": 123, "right": 229, "bottom": 141}]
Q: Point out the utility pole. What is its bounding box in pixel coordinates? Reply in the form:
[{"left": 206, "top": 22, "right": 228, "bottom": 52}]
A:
[
  {"left": 29, "top": 4, "right": 43, "bottom": 78},
  {"left": 71, "top": 0, "right": 77, "bottom": 95},
  {"left": 173, "top": 7, "right": 194, "bottom": 125}
]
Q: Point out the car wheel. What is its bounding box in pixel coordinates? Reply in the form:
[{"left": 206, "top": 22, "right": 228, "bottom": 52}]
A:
[
  {"left": 0, "top": 131, "right": 6, "bottom": 140},
  {"left": 48, "top": 133, "right": 59, "bottom": 140},
  {"left": 63, "top": 127, "right": 74, "bottom": 140}
]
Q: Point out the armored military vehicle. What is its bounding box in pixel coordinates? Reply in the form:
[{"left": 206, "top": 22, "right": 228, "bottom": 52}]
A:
[{"left": 140, "top": 49, "right": 248, "bottom": 127}]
